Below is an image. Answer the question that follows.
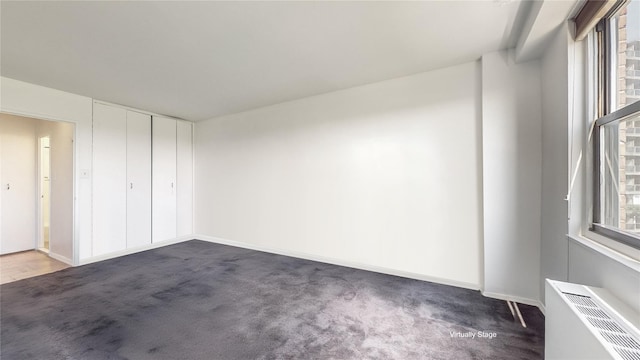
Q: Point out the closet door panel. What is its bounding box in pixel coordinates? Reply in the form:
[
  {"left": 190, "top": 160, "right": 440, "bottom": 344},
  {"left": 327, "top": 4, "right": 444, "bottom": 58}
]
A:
[
  {"left": 177, "top": 121, "right": 193, "bottom": 237},
  {"left": 152, "top": 116, "right": 177, "bottom": 242},
  {"left": 92, "top": 103, "right": 127, "bottom": 256},
  {"left": 126, "top": 111, "right": 152, "bottom": 248}
]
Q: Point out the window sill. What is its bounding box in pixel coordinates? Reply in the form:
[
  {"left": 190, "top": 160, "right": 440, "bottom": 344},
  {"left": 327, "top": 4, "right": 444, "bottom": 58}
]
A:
[{"left": 570, "top": 232, "right": 640, "bottom": 272}]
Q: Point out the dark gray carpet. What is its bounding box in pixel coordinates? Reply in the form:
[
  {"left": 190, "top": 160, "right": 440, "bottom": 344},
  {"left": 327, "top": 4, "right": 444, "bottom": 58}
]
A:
[{"left": 1, "top": 240, "right": 544, "bottom": 359}]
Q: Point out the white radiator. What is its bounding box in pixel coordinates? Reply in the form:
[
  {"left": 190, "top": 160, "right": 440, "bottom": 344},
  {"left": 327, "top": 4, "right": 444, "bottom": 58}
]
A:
[{"left": 546, "top": 280, "right": 640, "bottom": 360}]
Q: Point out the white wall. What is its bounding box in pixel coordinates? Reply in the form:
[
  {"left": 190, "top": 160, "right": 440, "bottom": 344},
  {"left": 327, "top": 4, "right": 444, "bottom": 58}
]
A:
[
  {"left": 1, "top": 77, "right": 93, "bottom": 263},
  {"left": 568, "top": 238, "right": 640, "bottom": 313},
  {"left": 195, "top": 62, "right": 483, "bottom": 289},
  {"left": 540, "top": 27, "right": 571, "bottom": 301},
  {"left": 481, "top": 50, "right": 542, "bottom": 305}
]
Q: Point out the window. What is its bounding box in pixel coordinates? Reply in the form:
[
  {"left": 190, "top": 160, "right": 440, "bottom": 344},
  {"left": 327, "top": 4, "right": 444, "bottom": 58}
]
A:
[{"left": 593, "top": 0, "right": 640, "bottom": 249}]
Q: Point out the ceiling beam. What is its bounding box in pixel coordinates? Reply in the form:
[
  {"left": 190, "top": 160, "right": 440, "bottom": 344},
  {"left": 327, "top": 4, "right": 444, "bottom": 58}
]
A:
[{"left": 515, "top": 0, "right": 581, "bottom": 63}]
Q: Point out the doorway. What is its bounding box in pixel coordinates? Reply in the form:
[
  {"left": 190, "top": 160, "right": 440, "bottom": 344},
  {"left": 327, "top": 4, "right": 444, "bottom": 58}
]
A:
[
  {"left": 39, "top": 136, "right": 51, "bottom": 252},
  {"left": 0, "top": 113, "right": 74, "bottom": 261}
]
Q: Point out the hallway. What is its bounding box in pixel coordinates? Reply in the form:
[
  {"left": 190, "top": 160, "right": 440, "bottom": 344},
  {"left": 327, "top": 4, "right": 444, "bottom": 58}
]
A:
[{"left": 0, "top": 250, "right": 69, "bottom": 284}]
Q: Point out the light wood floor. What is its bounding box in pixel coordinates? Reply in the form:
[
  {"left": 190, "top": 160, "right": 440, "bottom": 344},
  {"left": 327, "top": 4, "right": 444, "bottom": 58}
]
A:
[{"left": 0, "top": 250, "right": 69, "bottom": 285}]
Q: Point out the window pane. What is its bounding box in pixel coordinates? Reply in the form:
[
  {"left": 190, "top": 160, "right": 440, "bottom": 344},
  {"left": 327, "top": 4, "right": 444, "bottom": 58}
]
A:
[
  {"left": 614, "top": 0, "right": 640, "bottom": 111},
  {"left": 602, "top": 112, "right": 640, "bottom": 233}
]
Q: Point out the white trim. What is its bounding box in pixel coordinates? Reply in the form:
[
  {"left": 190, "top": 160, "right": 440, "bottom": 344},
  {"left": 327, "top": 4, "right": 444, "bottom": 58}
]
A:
[
  {"left": 37, "top": 136, "right": 52, "bottom": 252},
  {"left": 78, "top": 235, "right": 192, "bottom": 266},
  {"left": 1, "top": 109, "right": 80, "bottom": 266},
  {"left": 71, "top": 232, "right": 551, "bottom": 314},
  {"left": 191, "top": 123, "right": 195, "bottom": 234},
  {"left": 482, "top": 291, "right": 545, "bottom": 314},
  {"left": 1, "top": 110, "right": 77, "bottom": 264},
  {"left": 92, "top": 100, "right": 192, "bottom": 122},
  {"left": 48, "top": 252, "right": 73, "bottom": 266},
  {"left": 1, "top": 108, "right": 77, "bottom": 125},
  {"left": 89, "top": 104, "right": 94, "bottom": 260},
  {"left": 194, "top": 234, "right": 480, "bottom": 291},
  {"left": 1, "top": 77, "right": 95, "bottom": 267},
  {"left": 77, "top": 233, "right": 548, "bottom": 314},
  {"left": 73, "top": 117, "right": 81, "bottom": 266},
  {"left": 569, "top": 234, "right": 640, "bottom": 272},
  {"left": 37, "top": 137, "right": 43, "bottom": 251}
]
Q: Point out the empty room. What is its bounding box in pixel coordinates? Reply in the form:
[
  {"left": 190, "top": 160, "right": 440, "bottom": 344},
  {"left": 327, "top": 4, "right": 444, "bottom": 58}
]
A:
[{"left": 1, "top": 1, "right": 639, "bottom": 359}]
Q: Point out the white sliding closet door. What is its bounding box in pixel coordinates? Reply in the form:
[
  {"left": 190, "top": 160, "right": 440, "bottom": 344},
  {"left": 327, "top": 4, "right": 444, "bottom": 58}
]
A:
[
  {"left": 152, "top": 116, "right": 177, "bottom": 242},
  {"left": 93, "top": 103, "right": 127, "bottom": 256},
  {"left": 177, "top": 121, "right": 193, "bottom": 237},
  {"left": 126, "top": 111, "right": 152, "bottom": 248}
]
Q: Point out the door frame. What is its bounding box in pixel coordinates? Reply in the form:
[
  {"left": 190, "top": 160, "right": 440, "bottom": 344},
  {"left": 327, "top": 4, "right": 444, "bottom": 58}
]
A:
[
  {"left": 1, "top": 111, "right": 76, "bottom": 264},
  {"left": 37, "top": 135, "right": 51, "bottom": 252}
]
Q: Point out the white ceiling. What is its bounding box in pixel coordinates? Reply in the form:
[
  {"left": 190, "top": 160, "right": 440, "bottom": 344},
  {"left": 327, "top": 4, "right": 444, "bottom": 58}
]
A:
[{"left": 2, "top": 1, "right": 527, "bottom": 121}]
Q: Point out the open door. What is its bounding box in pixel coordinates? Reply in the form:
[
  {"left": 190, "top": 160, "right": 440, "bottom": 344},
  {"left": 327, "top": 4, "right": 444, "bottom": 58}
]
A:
[{"left": 39, "top": 136, "right": 51, "bottom": 252}]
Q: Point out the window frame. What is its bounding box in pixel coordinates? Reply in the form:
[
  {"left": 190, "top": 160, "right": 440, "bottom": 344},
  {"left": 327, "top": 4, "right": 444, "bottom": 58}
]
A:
[{"left": 591, "top": 3, "right": 640, "bottom": 250}]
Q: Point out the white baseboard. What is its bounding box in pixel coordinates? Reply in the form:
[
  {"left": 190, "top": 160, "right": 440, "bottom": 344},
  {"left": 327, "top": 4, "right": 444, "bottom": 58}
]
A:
[
  {"left": 482, "top": 291, "right": 545, "bottom": 314},
  {"left": 538, "top": 301, "right": 546, "bottom": 316},
  {"left": 75, "top": 234, "right": 546, "bottom": 315},
  {"left": 48, "top": 251, "right": 73, "bottom": 266},
  {"left": 78, "top": 235, "right": 193, "bottom": 266},
  {"left": 194, "top": 234, "right": 481, "bottom": 292}
]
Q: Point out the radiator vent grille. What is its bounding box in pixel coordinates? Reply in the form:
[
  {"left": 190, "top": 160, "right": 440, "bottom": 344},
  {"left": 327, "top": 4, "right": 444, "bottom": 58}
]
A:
[
  {"left": 565, "top": 293, "right": 599, "bottom": 307},
  {"left": 620, "top": 348, "right": 640, "bottom": 360},
  {"left": 563, "top": 292, "right": 640, "bottom": 360},
  {"left": 575, "top": 304, "right": 611, "bottom": 319},
  {"left": 588, "top": 317, "right": 628, "bottom": 334}
]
